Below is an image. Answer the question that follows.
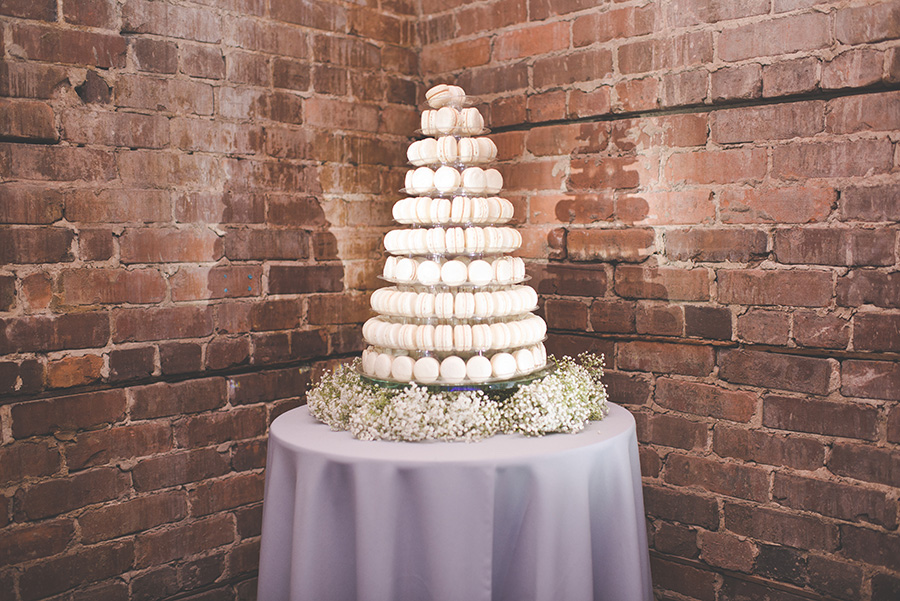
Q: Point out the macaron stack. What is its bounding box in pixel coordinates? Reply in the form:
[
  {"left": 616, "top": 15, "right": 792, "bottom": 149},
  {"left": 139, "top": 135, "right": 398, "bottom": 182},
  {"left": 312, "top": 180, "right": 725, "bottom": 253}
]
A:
[{"left": 361, "top": 84, "right": 549, "bottom": 386}]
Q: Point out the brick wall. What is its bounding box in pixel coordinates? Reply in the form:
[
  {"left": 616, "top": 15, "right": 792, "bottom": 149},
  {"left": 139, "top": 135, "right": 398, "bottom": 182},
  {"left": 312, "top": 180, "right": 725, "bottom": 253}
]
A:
[
  {"left": 1, "top": 0, "right": 415, "bottom": 598},
  {"left": 418, "top": 1, "right": 900, "bottom": 600},
  {"left": 3, "top": 0, "right": 899, "bottom": 600}
]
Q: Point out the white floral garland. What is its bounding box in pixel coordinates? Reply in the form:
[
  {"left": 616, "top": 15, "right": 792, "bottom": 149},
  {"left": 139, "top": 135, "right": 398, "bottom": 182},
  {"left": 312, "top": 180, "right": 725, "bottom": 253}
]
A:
[{"left": 307, "top": 354, "right": 609, "bottom": 441}]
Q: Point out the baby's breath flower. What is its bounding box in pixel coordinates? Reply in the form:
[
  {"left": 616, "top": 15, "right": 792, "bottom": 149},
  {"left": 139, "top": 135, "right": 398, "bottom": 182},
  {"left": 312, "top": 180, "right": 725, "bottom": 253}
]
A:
[{"left": 306, "top": 354, "right": 608, "bottom": 442}]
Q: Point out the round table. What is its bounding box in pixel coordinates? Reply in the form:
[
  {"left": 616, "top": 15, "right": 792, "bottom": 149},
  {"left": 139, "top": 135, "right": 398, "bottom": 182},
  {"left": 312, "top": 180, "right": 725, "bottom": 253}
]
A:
[{"left": 257, "top": 403, "right": 652, "bottom": 601}]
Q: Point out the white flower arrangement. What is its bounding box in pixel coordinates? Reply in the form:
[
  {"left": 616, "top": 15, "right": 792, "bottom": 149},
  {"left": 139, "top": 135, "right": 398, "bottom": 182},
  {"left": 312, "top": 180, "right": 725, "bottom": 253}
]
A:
[{"left": 307, "top": 353, "right": 609, "bottom": 442}]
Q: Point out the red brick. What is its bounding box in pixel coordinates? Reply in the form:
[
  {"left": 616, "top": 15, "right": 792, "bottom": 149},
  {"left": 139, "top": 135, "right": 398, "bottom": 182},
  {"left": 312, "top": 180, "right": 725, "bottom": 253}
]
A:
[
  {"left": 228, "top": 50, "right": 270, "bottom": 86},
  {"left": 652, "top": 521, "right": 698, "bottom": 558},
  {"left": 665, "top": 453, "right": 768, "bottom": 501},
  {"left": 619, "top": 32, "right": 713, "bottom": 74},
  {"left": 823, "top": 47, "right": 884, "bottom": 90},
  {"left": 827, "top": 90, "right": 900, "bottom": 136},
  {"left": 223, "top": 228, "right": 309, "bottom": 260},
  {"left": 713, "top": 424, "right": 824, "bottom": 470},
  {"left": 79, "top": 492, "right": 188, "bottom": 544},
  {"left": 12, "top": 389, "right": 125, "bottom": 438},
  {"left": 840, "top": 525, "right": 900, "bottom": 572},
  {"left": 0, "top": 60, "right": 70, "bottom": 99},
  {"left": 113, "top": 305, "right": 214, "bottom": 343},
  {"left": 640, "top": 447, "right": 662, "bottom": 477},
  {"left": 830, "top": 441, "right": 900, "bottom": 487},
  {"left": 526, "top": 90, "right": 567, "bottom": 122},
  {"left": 533, "top": 49, "right": 613, "bottom": 89},
  {"left": 774, "top": 139, "right": 894, "bottom": 180},
  {"left": 190, "top": 472, "right": 265, "bottom": 516},
  {"left": 835, "top": 1, "right": 900, "bottom": 44},
  {"left": 19, "top": 467, "right": 130, "bottom": 520},
  {"left": 0, "top": 98, "right": 57, "bottom": 142},
  {"left": 666, "top": 228, "right": 767, "bottom": 263},
  {"left": 718, "top": 268, "right": 833, "bottom": 307},
  {"left": 78, "top": 228, "right": 114, "bottom": 261},
  {"left": 588, "top": 299, "right": 636, "bottom": 334},
  {"left": 683, "top": 305, "right": 731, "bottom": 340},
  {"left": 308, "top": 294, "right": 371, "bottom": 326},
  {"left": 719, "top": 349, "right": 834, "bottom": 395},
  {"left": 774, "top": 472, "right": 895, "bottom": 528},
  {"left": 635, "top": 302, "right": 683, "bottom": 336},
  {"left": 615, "top": 265, "right": 710, "bottom": 301},
  {"left": 643, "top": 484, "right": 719, "bottom": 529},
  {"left": 132, "top": 37, "right": 177, "bottom": 73},
  {"left": 724, "top": 502, "right": 839, "bottom": 551},
  {"left": 108, "top": 346, "right": 155, "bottom": 382},
  {"left": 158, "top": 342, "right": 202, "bottom": 376},
  {"left": 665, "top": 148, "right": 766, "bottom": 185},
  {"left": 171, "top": 118, "right": 261, "bottom": 154},
  {"left": 123, "top": 0, "right": 221, "bottom": 43},
  {"left": 494, "top": 21, "right": 569, "bottom": 61},
  {"left": 175, "top": 191, "right": 266, "bottom": 224},
  {"left": 116, "top": 74, "right": 214, "bottom": 115},
  {"left": 774, "top": 228, "right": 894, "bottom": 266},
  {"left": 656, "top": 378, "right": 756, "bottom": 422},
  {"left": 668, "top": 0, "right": 768, "bottom": 26},
  {"left": 872, "top": 572, "right": 900, "bottom": 600},
  {"left": 18, "top": 541, "right": 133, "bottom": 601},
  {"left": 206, "top": 336, "right": 250, "bottom": 371},
  {"left": 0, "top": 519, "right": 75, "bottom": 567},
  {"left": 175, "top": 406, "right": 266, "bottom": 448},
  {"left": 180, "top": 43, "right": 225, "bottom": 79},
  {"left": 568, "top": 87, "right": 612, "bottom": 118},
  {"left": 722, "top": 185, "right": 835, "bottom": 224},
  {"left": 613, "top": 77, "right": 660, "bottom": 112},
  {"left": 120, "top": 227, "right": 223, "bottom": 264},
  {"left": 570, "top": 154, "right": 656, "bottom": 191},
  {"left": 710, "top": 64, "right": 761, "bottom": 102},
  {"left": 11, "top": 22, "right": 126, "bottom": 68},
  {"left": 842, "top": 359, "right": 900, "bottom": 401},
  {"left": 712, "top": 101, "right": 823, "bottom": 144},
  {"left": 132, "top": 447, "right": 230, "bottom": 492},
  {"left": 2, "top": 312, "right": 110, "bottom": 354},
  {"left": 131, "top": 377, "right": 226, "bottom": 420},
  {"left": 1, "top": 0, "right": 55, "bottom": 20},
  {"left": 732, "top": 305, "right": 785, "bottom": 343},
  {"left": 619, "top": 340, "right": 715, "bottom": 376},
  {"left": 58, "top": 268, "right": 166, "bottom": 306},
  {"left": 719, "top": 13, "right": 831, "bottom": 62},
  {"left": 459, "top": 62, "right": 529, "bottom": 95},
  {"left": 0, "top": 441, "right": 60, "bottom": 487},
  {"left": 565, "top": 228, "right": 655, "bottom": 262},
  {"left": 66, "top": 421, "right": 172, "bottom": 472},
  {"left": 660, "top": 69, "right": 708, "bottom": 107},
  {"left": 268, "top": 264, "right": 344, "bottom": 294},
  {"left": 853, "top": 312, "right": 900, "bottom": 352},
  {"left": 603, "top": 371, "right": 651, "bottom": 406},
  {"left": 620, "top": 190, "right": 714, "bottom": 226},
  {"left": 793, "top": 311, "right": 850, "bottom": 349},
  {"left": 135, "top": 513, "right": 234, "bottom": 568},
  {"left": 763, "top": 394, "right": 878, "bottom": 440},
  {"left": 838, "top": 270, "right": 900, "bottom": 309},
  {"left": 640, "top": 413, "right": 706, "bottom": 450},
  {"left": 0, "top": 359, "right": 43, "bottom": 396},
  {"left": 544, "top": 298, "right": 589, "bottom": 332},
  {"left": 528, "top": 0, "right": 596, "bottom": 19},
  {"left": 699, "top": 530, "right": 755, "bottom": 573},
  {"left": 439, "top": 0, "right": 510, "bottom": 34},
  {"left": 46, "top": 353, "right": 104, "bottom": 389},
  {"left": 65, "top": 188, "right": 170, "bottom": 223},
  {"left": 0, "top": 226, "right": 74, "bottom": 264},
  {"left": 233, "top": 439, "right": 268, "bottom": 472},
  {"left": 0, "top": 184, "right": 65, "bottom": 224},
  {"left": 651, "top": 557, "right": 717, "bottom": 601},
  {"left": 229, "top": 366, "right": 310, "bottom": 405},
  {"left": 840, "top": 183, "right": 900, "bottom": 222},
  {"left": 762, "top": 56, "right": 821, "bottom": 97},
  {"left": 573, "top": 4, "right": 657, "bottom": 47},
  {"left": 719, "top": 573, "right": 810, "bottom": 601},
  {"left": 170, "top": 265, "right": 263, "bottom": 301}
]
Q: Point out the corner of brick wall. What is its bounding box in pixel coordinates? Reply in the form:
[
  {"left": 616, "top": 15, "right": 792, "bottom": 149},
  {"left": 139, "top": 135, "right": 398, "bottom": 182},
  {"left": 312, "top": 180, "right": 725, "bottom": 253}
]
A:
[
  {"left": 419, "top": 1, "right": 900, "bottom": 600},
  {"left": 0, "top": 0, "right": 418, "bottom": 598}
]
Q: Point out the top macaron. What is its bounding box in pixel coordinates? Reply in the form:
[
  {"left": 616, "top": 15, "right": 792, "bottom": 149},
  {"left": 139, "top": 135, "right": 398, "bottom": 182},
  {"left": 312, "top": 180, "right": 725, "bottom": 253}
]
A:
[{"left": 426, "top": 84, "right": 466, "bottom": 108}]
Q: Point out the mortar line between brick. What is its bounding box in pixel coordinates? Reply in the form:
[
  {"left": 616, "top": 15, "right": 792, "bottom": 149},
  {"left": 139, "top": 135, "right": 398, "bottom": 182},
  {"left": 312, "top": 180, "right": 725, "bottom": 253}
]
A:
[{"left": 489, "top": 82, "right": 900, "bottom": 134}]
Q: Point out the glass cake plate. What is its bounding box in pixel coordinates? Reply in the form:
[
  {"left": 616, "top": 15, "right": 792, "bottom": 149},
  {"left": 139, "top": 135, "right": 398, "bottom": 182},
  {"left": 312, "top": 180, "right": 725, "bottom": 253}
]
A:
[{"left": 356, "top": 360, "right": 557, "bottom": 393}]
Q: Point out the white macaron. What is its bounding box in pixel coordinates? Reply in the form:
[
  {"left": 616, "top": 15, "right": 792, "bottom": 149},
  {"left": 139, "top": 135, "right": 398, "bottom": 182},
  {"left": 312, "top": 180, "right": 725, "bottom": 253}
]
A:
[{"left": 414, "top": 356, "right": 440, "bottom": 383}]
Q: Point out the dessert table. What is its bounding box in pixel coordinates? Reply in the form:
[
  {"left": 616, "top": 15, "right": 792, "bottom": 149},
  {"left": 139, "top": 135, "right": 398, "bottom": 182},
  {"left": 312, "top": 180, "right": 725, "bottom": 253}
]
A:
[{"left": 257, "top": 403, "right": 652, "bottom": 601}]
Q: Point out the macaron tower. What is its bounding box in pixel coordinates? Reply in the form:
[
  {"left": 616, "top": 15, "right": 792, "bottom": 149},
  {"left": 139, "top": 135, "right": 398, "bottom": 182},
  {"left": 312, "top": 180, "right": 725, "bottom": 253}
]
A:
[{"left": 360, "top": 84, "right": 548, "bottom": 386}]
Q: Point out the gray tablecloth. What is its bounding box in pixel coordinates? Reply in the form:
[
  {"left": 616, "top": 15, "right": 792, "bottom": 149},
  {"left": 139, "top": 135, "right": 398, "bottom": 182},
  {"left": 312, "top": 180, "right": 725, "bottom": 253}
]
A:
[{"left": 257, "top": 403, "right": 652, "bottom": 601}]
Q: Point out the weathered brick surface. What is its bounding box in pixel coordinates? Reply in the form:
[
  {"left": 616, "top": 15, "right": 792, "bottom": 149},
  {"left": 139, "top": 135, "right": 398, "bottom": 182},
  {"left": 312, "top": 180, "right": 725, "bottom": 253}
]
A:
[{"left": 2, "top": 1, "right": 899, "bottom": 599}]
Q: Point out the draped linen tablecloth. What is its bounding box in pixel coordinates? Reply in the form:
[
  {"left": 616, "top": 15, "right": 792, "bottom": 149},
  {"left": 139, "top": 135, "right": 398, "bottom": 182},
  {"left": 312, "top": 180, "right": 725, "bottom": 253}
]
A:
[{"left": 257, "top": 403, "right": 652, "bottom": 601}]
